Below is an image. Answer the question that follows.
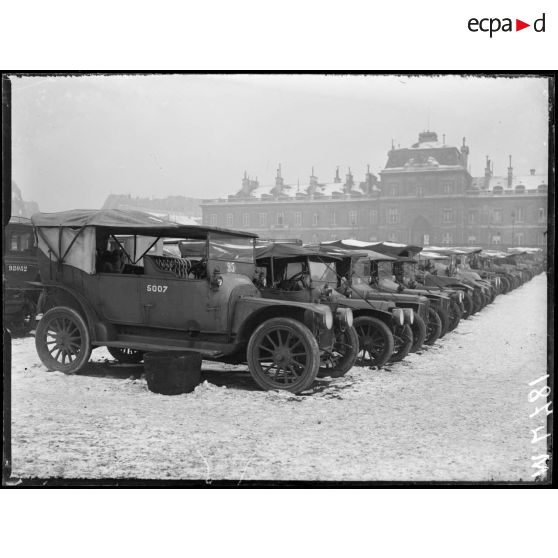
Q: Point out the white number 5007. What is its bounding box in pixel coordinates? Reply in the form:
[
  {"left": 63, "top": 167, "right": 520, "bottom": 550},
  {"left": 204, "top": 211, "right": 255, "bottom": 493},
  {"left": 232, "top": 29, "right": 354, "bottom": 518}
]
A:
[{"left": 146, "top": 284, "right": 168, "bottom": 293}]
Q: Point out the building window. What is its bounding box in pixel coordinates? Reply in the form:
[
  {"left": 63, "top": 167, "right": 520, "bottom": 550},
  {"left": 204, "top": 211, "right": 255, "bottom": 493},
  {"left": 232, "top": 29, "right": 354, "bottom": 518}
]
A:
[
  {"left": 513, "top": 232, "right": 524, "bottom": 246},
  {"left": 513, "top": 208, "right": 525, "bottom": 223},
  {"left": 388, "top": 231, "right": 398, "bottom": 242},
  {"left": 416, "top": 185, "right": 424, "bottom": 197},
  {"left": 442, "top": 208, "right": 454, "bottom": 223},
  {"left": 349, "top": 211, "right": 357, "bottom": 226},
  {"left": 242, "top": 213, "right": 249, "bottom": 227},
  {"left": 538, "top": 208, "right": 546, "bottom": 223},
  {"left": 493, "top": 186, "right": 503, "bottom": 195},
  {"left": 491, "top": 233, "right": 502, "bottom": 245},
  {"left": 467, "top": 235, "right": 477, "bottom": 245},
  {"left": 294, "top": 212, "right": 302, "bottom": 227},
  {"left": 442, "top": 181, "right": 454, "bottom": 194},
  {"left": 276, "top": 212, "right": 284, "bottom": 226},
  {"left": 330, "top": 233, "right": 338, "bottom": 241},
  {"left": 491, "top": 209, "right": 503, "bottom": 224},
  {"left": 468, "top": 210, "right": 478, "bottom": 225},
  {"left": 331, "top": 211, "right": 337, "bottom": 226},
  {"left": 369, "top": 209, "right": 378, "bottom": 225},
  {"left": 442, "top": 232, "right": 453, "bottom": 245},
  {"left": 390, "top": 184, "right": 399, "bottom": 197},
  {"left": 226, "top": 213, "right": 233, "bottom": 227},
  {"left": 210, "top": 214, "right": 217, "bottom": 226},
  {"left": 369, "top": 235, "right": 378, "bottom": 242},
  {"left": 259, "top": 212, "right": 267, "bottom": 227},
  {"left": 387, "top": 207, "right": 400, "bottom": 224},
  {"left": 312, "top": 213, "right": 319, "bottom": 226}
]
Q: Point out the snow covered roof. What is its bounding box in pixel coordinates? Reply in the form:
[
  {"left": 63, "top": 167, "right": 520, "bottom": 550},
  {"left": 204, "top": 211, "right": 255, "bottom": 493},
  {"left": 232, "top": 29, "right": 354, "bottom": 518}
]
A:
[{"left": 470, "top": 174, "right": 547, "bottom": 192}]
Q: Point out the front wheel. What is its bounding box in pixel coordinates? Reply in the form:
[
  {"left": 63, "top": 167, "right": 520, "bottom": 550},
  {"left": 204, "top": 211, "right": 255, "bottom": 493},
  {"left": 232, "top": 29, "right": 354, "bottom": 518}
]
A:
[
  {"left": 447, "top": 300, "right": 462, "bottom": 332},
  {"left": 353, "top": 316, "right": 394, "bottom": 369},
  {"left": 425, "top": 307, "right": 442, "bottom": 345},
  {"left": 410, "top": 314, "right": 427, "bottom": 352},
  {"left": 35, "top": 306, "right": 92, "bottom": 374},
  {"left": 246, "top": 317, "right": 320, "bottom": 393},
  {"left": 390, "top": 324, "right": 413, "bottom": 362},
  {"left": 318, "top": 326, "right": 359, "bottom": 378}
]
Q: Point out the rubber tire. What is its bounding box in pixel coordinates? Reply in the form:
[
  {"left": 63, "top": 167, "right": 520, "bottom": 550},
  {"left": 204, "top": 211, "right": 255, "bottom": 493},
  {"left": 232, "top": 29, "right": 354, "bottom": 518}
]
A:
[
  {"left": 35, "top": 306, "right": 92, "bottom": 374},
  {"left": 390, "top": 324, "right": 413, "bottom": 363},
  {"left": 144, "top": 351, "right": 202, "bottom": 395},
  {"left": 353, "top": 316, "right": 395, "bottom": 369},
  {"left": 437, "top": 307, "right": 450, "bottom": 338},
  {"left": 447, "top": 300, "right": 462, "bottom": 332},
  {"left": 471, "top": 291, "right": 482, "bottom": 314},
  {"left": 410, "top": 314, "right": 427, "bottom": 352},
  {"left": 318, "top": 325, "right": 359, "bottom": 378},
  {"left": 425, "top": 307, "right": 442, "bottom": 345},
  {"left": 247, "top": 317, "right": 320, "bottom": 393},
  {"left": 107, "top": 347, "right": 145, "bottom": 364},
  {"left": 462, "top": 292, "right": 474, "bottom": 319}
]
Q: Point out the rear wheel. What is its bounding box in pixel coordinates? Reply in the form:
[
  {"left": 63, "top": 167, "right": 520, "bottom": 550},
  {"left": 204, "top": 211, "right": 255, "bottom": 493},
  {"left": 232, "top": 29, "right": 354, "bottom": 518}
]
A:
[
  {"left": 318, "top": 326, "right": 359, "bottom": 378},
  {"left": 35, "top": 306, "right": 92, "bottom": 374},
  {"left": 107, "top": 347, "right": 145, "bottom": 364},
  {"left": 410, "top": 314, "right": 427, "bottom": 352},
  {"left": 353, "top": 316, "right": 394, "bottom": 369},
  {"left": 425, "top": 307, "right": 442, "bottom": 345},
  {"left": 390, "top": 324, "right": 413, "bottom": 363},
  {"left": 247, "top": 317, "right": 320, "bottom": 393}
]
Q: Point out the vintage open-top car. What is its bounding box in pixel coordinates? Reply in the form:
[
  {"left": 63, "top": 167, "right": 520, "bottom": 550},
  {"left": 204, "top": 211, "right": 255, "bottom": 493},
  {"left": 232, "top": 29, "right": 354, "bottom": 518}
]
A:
[{"left": 30, "top": 209, "right": 342, "bottom": 393}]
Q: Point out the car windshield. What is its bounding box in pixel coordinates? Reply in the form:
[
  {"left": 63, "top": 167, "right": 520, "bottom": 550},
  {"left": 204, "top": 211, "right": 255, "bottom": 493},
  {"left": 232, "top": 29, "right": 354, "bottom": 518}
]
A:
[
  {"left": 352, "top": 258, "right": 372, "bottom": 285},
  {"left": 208, "top": 233, "right": 254, "bottom": 263},
  {"left": 308, "top": 260, "right": 337, "bottom": 285}
]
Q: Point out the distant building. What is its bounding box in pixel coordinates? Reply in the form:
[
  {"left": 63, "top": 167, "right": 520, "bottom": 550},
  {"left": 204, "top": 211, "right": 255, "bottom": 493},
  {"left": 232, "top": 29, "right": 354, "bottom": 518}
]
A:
[
  {"left": 200, "top": 131, "right": 548, "bottom": 248},
  {"left": 11, "top": 181, "right": 39, "bottom": 218}
]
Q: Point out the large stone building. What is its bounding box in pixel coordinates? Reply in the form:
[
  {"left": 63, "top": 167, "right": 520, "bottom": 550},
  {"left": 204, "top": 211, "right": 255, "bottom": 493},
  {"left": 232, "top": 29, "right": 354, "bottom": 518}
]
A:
[{"left": 200, "top": 131, "right": 548, "bottom": 248}]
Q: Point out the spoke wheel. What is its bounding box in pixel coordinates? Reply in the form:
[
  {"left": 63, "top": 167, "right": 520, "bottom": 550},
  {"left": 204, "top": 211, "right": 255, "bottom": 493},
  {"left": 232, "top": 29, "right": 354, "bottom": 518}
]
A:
[
  {"left": 318, "top": 325, "right": 359, "bottom": 378},
  {"left": 390, "top": 324, "right": 413, "bottom": 363},
  {"left": 107, "top": 346, "right": 145, "bottom": 364},
  {"left": 410, "top": 314, "right": 427, "bottom": 352},
  {"left": 35, "top": 306, "right": 92, "bottom": 374},
  {"left": 447, "top": 300, "right": 462, "bottom": 332},
  {"left": 353, "top": 316, "right": 394, "bottom": 369},
  {"left": 425, "top": 307, "right": 442, "bottom": 345},
  {"left": 247, "top": 317, "right": 320, "bottom": 393}
]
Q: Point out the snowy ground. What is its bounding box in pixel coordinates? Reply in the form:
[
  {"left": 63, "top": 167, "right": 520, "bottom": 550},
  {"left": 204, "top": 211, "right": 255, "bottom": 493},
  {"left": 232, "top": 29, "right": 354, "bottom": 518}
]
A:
[{"left": 8, "top": 274, "right": 548, "bottom": 482}]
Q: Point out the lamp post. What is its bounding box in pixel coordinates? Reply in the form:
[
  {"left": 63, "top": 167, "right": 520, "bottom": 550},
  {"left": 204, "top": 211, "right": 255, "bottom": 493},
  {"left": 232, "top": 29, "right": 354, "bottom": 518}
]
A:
[{"left": 511, "top": 210, "right": 516, "bottom": 248}]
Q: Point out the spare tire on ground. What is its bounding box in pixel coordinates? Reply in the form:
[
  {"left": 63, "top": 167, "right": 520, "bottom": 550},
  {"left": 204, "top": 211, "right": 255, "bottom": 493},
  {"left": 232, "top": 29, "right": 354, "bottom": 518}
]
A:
[{"left": 144, "top": 351, "right": 202, "bottom": 395}]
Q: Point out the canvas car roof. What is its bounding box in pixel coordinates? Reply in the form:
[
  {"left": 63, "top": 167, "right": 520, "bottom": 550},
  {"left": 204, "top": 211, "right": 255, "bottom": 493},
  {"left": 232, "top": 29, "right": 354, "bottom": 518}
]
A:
[
  {"left": 321, "top": 239, "right": 422, "bottom": 257},
  {"left": 256, "top": 243, "right": 340, "bottom": 260},
  {"left": 31, "top": 209, "right": 257, "bottom": 239},
  {"left": 319, "top": 246, "right": 396, "bottom": 261}
]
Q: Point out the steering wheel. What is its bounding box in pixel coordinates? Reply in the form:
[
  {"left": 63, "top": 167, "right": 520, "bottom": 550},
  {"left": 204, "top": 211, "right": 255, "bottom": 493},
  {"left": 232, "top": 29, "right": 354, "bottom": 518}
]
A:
[{"left": 283, "top": 271, "right": 310, "bottom": 291}]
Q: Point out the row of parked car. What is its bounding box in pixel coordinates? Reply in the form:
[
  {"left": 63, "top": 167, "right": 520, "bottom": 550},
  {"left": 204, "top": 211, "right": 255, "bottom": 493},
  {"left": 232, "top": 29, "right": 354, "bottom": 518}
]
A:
[{"left": 4, "top": 210, "right": 545, "bottom": 394}]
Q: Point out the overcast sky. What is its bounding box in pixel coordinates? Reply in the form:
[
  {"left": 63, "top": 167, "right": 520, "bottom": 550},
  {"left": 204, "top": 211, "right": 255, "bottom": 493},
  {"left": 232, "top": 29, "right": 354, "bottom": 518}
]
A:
[{"left": 10, "top": 74, "right": 549, "bottom": 212}]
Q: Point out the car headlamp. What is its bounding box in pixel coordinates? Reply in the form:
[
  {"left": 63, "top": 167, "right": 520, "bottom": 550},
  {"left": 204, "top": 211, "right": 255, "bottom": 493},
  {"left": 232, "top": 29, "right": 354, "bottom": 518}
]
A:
[
  {"left": 323, "top": 307, "right": 333, "bottom": 330},
  {"left": 403, "top": 308, "right": 414, "bottom": 325},
  {"left": 336, "top": 307, "right": 353, "bottom": 328},
  {"left": 392, "top": 308, "right": 404, "bottom": 326}
]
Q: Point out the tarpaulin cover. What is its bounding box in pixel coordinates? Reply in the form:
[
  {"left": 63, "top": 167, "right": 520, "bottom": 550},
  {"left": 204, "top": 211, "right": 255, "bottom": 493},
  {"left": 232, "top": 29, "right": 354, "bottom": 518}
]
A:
[
  {"left": 321, "top": 239, "right": 422, "bottom": 257},
  {"left": 319, "top": 246, "right": 396, "bottom": 261},
  {"left": 256, "top": 243, "right": 339, "bottom": 260},
  {"left": 31, "top": 209, "right": 257, "bottom": 239}
]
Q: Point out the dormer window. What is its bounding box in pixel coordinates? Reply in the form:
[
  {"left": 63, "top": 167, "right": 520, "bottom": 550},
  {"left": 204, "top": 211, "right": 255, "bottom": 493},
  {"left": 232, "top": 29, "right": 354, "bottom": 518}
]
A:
[
  {"left": 538, "top": 184, "right": 548, "bottom": 193},
  {"left": 515, "top": 185, "right": 525, "bottom": 194},
  {"left": 493, "top": 186, "right": 503, "bottom": 195}
]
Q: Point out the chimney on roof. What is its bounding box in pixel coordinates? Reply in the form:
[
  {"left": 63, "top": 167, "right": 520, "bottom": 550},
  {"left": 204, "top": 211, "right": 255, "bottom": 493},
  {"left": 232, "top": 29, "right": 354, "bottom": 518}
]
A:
[
  {"left": 442, "top": 134, "right": 446, "bottom": 144},
  {"left": 309, "top": 167, "right": 318, "bottom": 188},
  {"left": 483, "top": 156, "right": 492, "bottom": 189},
  {"left": 275, "top": 163, "right": 284, "bottom": 187},
  {"left": 530, "top": 168, "right": 536, "bottom": 176},
  {"left": 460, "top": 137, "right": 469, "bottom": 169},
  {"left": 334, "top": 166, "right": 342, "bottom": 183},
  {"left": 507, "top": 155, "right": 513, "bottom": 187}
]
